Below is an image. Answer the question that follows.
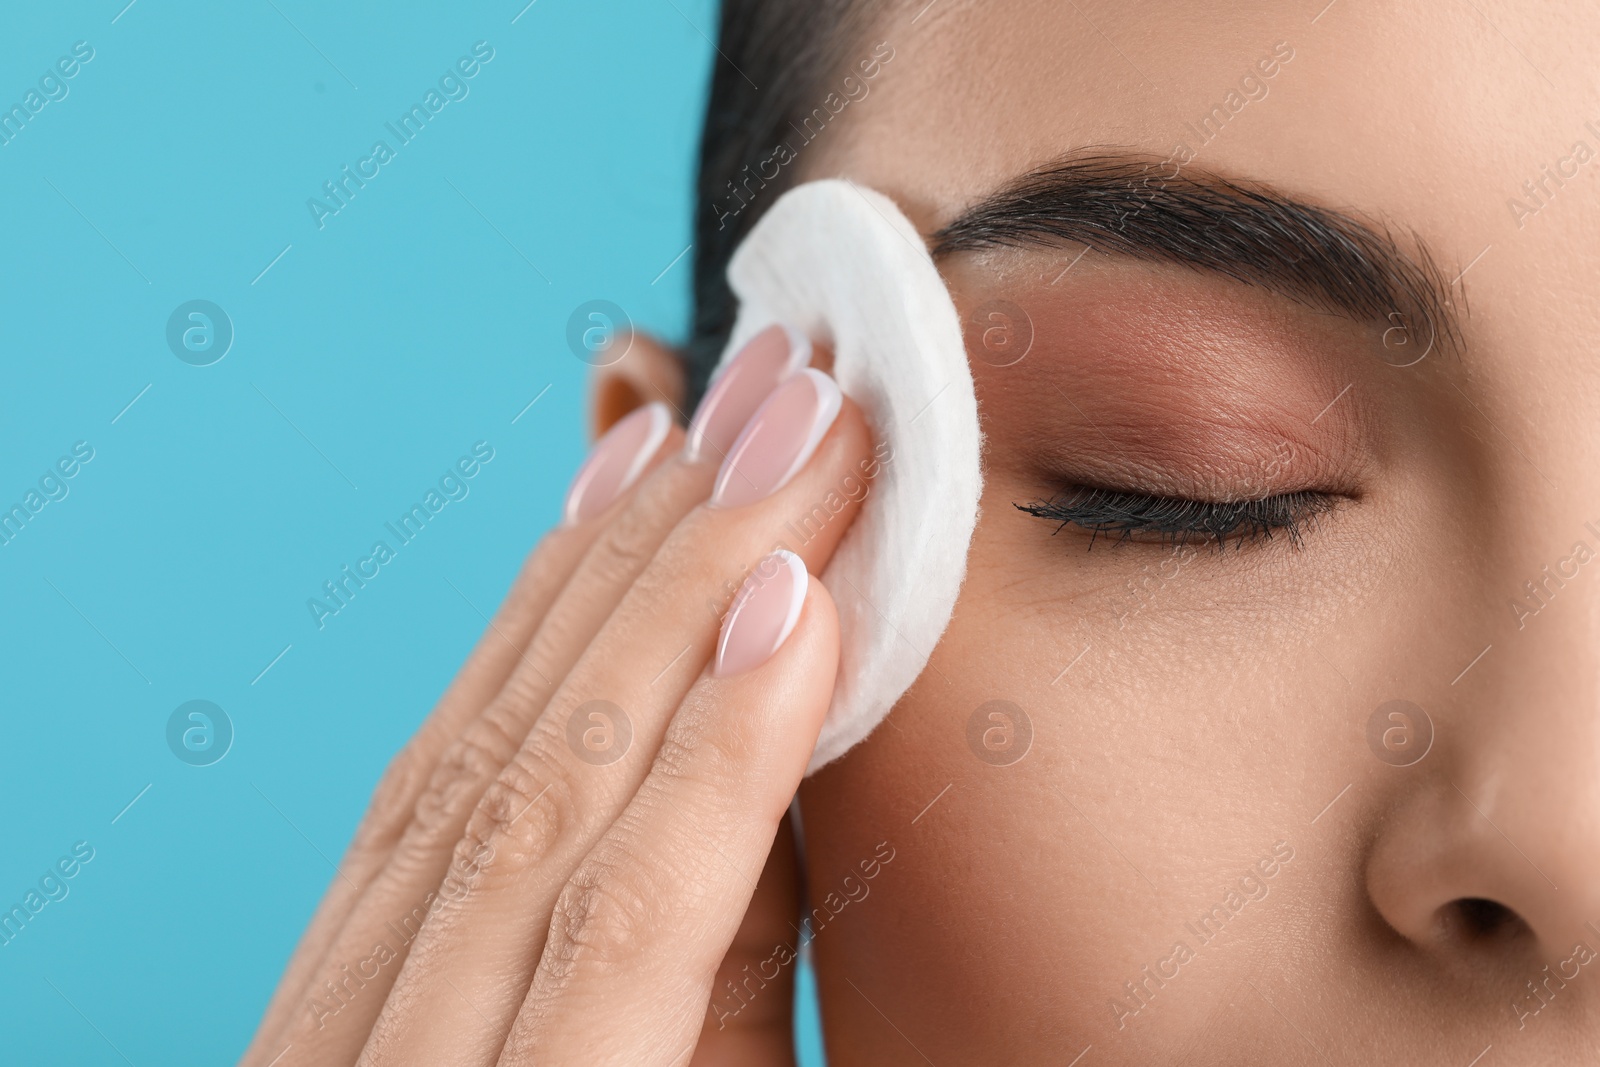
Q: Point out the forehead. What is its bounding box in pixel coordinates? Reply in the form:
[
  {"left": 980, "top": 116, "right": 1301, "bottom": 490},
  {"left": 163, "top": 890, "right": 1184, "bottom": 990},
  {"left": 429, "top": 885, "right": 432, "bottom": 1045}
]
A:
[
  {"left": 819, "top": 0, "right": 1593, "bottom": 259},
  {"left": 811, "top": 0, "right": 1598, "bottom": 383}
]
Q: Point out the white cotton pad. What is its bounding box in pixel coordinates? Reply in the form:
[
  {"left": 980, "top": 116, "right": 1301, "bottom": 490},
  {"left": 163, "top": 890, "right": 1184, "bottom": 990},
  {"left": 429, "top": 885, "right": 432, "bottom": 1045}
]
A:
[{"left": 716, "top": 179, "right": 983, "bottom": 774}]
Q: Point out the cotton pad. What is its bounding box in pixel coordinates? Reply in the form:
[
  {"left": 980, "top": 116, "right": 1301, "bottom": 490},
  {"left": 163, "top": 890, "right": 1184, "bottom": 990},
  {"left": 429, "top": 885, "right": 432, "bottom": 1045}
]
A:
[{"left": 716, "top": 180, "right": 982, "bottom": 774}]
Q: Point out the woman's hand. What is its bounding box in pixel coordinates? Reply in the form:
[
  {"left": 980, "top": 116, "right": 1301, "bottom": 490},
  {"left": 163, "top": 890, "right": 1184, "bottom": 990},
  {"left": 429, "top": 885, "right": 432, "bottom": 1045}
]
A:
[{"left": 241, "top": 346, "right": 871, "bottom": 1066}]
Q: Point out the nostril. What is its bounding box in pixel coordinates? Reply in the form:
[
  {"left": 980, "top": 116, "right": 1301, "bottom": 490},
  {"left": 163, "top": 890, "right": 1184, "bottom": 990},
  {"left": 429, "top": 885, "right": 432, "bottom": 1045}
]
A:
[{"left": 1444, "top": 897, "right": 1528, "bottom": 945}]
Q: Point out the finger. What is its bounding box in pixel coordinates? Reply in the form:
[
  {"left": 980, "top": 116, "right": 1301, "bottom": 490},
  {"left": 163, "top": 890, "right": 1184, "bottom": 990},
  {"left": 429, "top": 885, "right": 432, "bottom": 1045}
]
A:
[
  {"left": 309, "top": 326, "right": 814, "bottom": 1042},
  {"left": 505, "top": 558, "right": 836, "bottom": 1065},
  {"left": 243, "top": 473, "right": 606, "bottom": 1063},
  {"left": 362, "top": 374, "right": 870, "bottom": 1065},
  {"left": 257, "top": 326, "right": 817, "bottom": 1063},
  {"left": 259, "top": 406, "right": 694, "bottom": 1066}
]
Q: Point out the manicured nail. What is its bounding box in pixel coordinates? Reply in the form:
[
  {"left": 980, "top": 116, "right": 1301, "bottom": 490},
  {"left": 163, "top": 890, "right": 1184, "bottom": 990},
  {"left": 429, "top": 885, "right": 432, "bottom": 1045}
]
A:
[
  {"left": 687, "top": 324, "right": 811, "bottom": 463},
  {"left": 710, "top": 369, "right": 841, "bottom": 509},
  {"left": 562, "top": 402, "right": 671, "bottom": 526},
  {"left": 716, "top": 550, "right": 809, "bottom": 677}
]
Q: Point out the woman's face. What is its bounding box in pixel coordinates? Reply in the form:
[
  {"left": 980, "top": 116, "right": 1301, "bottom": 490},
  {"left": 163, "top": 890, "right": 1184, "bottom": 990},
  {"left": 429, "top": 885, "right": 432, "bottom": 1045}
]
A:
[{"left": 794, "top": 1, "right": 1600, "bottom": 1062}]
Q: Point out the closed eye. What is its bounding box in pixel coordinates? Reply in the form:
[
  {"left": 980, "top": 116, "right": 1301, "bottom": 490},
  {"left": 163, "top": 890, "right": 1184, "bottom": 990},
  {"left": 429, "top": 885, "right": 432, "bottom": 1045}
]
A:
[{"left": 1016, "top": 486, "right": 1336, "bottom": 549}]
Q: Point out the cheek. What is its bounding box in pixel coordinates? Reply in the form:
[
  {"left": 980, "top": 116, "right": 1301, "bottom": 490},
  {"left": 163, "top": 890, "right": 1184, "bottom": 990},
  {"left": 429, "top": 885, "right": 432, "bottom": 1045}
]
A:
[
  {"left": 801, "top": 456, "right": 1401, "bottom": 1046},
  {"left": 803, "top": 259, "right": 1486, "bottom": 1052}
]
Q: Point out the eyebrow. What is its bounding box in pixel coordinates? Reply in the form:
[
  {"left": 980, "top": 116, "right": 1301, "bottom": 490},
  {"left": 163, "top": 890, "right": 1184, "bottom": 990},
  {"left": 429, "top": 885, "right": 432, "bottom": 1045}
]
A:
[{"left": 931, "top": 152, "right": 1462, "bottom": 353}]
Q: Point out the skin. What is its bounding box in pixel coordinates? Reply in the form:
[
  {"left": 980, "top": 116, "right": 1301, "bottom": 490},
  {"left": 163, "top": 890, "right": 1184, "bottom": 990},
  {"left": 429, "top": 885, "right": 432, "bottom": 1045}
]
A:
[
  {"left": 248, "top": 1, "right": 1600, "bottom": 1063},
  {"left": 789, "top": 1, "right": 1600, "bottom": 1064},
  {"left": 243, "top": 334, "right": 874, "bottom": 1065}
]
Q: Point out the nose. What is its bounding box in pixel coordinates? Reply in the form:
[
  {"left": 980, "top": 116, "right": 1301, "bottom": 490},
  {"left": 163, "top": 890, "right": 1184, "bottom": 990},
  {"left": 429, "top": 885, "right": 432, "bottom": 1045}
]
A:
[{"left": 1365, "top": 602, "right": 1600, "bottom": 973}]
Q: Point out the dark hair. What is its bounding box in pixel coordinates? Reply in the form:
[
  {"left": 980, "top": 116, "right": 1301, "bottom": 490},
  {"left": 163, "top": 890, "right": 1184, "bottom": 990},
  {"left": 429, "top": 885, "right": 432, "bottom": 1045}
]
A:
[{"left": 683, "top": 0, "right": 867, "bottom": 408}]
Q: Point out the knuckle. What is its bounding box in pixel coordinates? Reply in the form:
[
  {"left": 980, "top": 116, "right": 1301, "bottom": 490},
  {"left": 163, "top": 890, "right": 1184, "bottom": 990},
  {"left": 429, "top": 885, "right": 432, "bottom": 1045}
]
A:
[
  {"left": 408, "top": 731, "right": 508, "bottom": 844},
  {"left": 439, "top": 828, "right": 499, "bottom": 905},
  {"left": 651, "top": 731, "right": 727, "bottom": 788},
  {"left": 461, "top": 703, "right": 528, "bottom": 768},
  {"left": 586, "top": 496, "right": 670, "bottom": 587},
  {"left": 492, "top": 660, "right": 550, "bottom": 713},
  {"left": 485, "top": 622, "right": 563, "bottom": 710},
  {"left": 652, "top": 698, "right": 748, "bottom": 791},
  {"left": 542, "top": 840, "right": 667, "bottom": 977},
  {"left": 348, "top": 737, "right": 431, "bottom": 856},
  {"left": 458, "top": 744, "right": 576, "bottom": 882},
  {"left": 650, "top": 732, "right": 700, "bottom": 782}
]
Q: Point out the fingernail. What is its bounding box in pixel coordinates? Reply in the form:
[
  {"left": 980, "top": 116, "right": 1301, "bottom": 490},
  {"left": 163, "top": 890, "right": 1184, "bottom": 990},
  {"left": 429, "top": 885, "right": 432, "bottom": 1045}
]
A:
[
  {"left": 710, "top": 368, "right": 841, "bottom": 509},
  {"left": 715, "top": 550, "right": 809, "bottom": 677},
  {"left": 562, "top": 402, "right": 672, "bottom": 526},
  {"left": 687, "top": 324, "right": 811, "bottom": 464}
]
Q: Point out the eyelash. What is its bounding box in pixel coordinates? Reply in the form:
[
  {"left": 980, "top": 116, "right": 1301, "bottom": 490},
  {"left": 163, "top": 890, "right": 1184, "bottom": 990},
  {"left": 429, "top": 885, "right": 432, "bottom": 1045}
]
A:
[{"left": 1015, "top": 486, "right": 1335, "bottom": 549}]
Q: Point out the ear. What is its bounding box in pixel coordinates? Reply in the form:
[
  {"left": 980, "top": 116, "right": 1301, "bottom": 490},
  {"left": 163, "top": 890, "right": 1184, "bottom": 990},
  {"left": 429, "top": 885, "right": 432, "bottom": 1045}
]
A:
[{"left": 588, "top": 331, "right": 688, "bottom": 439}]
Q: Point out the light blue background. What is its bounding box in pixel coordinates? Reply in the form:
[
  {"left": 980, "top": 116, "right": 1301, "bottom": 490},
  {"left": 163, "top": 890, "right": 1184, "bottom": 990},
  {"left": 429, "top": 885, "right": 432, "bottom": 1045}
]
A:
[{"left": 0, "top": 2, "right": 823, "bottom": 1062}]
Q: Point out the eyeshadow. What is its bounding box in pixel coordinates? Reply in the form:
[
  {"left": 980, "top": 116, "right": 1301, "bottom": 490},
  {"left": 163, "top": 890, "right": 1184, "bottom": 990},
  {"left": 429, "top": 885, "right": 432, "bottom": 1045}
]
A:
[{"left": 955, "top": 260, "right": 1376, "bottom": 497}]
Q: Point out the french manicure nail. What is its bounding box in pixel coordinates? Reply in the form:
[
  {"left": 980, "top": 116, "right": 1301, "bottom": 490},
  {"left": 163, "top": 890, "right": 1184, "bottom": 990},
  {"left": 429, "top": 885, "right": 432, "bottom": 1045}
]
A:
[
  {"left": 562, "top": 402, "right": 671, "bottom": 526},
  {"left": 715, "top": 550, "right": 809, "bottom": 677},
  {"left": 686, "top": 323, "right": 811, "bottom": 463},
  {"left": 710, "top": 368, "right": 841, "bottom": 509}
]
